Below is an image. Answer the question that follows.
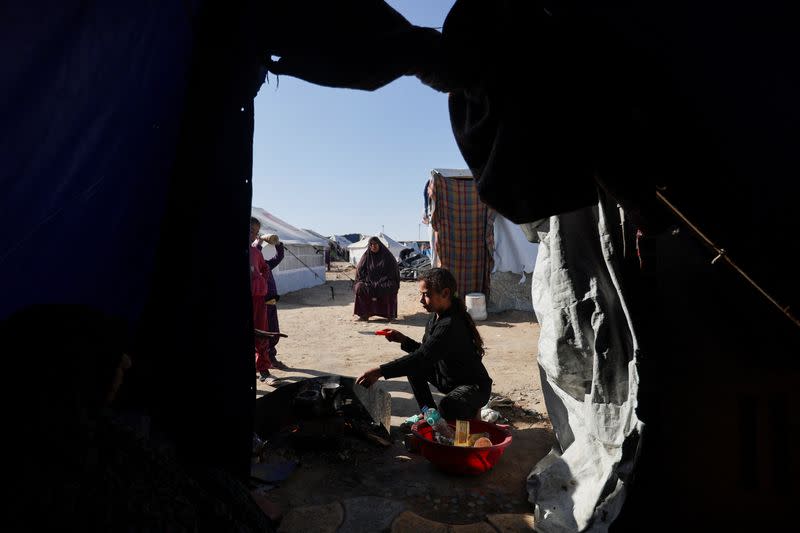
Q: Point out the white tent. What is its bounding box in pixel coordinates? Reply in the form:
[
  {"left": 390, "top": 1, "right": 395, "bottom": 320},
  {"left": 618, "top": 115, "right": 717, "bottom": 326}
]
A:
[
  {"left": 331, "top": 234, "right": 356, "bottom": 249},
  {"left": 399, "top": 241, "right": 421, "bottom": 252},
  {"left": 251, "top": 207, "right": 327, "bottom": 294},
  {"left": 493, "top": 214, "right": 539, "bottom": 275},
  {"left": 489, "top": 214, "right": 540, "bottom": 312},
  {"left": 302, "top": 228, "right": 330, "bottom": 242},
  {"left": 347, "top": 233, "right": 409, "bottom": 265}
]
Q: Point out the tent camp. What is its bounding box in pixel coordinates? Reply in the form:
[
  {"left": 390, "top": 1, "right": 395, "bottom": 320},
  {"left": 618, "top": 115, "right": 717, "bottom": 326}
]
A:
[
  {"left": 327, "top": 234, "right": 354, "bottom": 261},
  {"left": 331, "top": 234, "right": 357, "bottom": 249},
  {"left": 348, "top": 233, "right": 410, "bottom": 266},
  {"left": 302, "top": 228, "right": 328, "bottom": 242},
  {"left": 399, "top": 241, "right": 420, "bottom": 252},
  {"left": 427, "top": 169, "right": 538, "bottom": 313},
  {"left": 5, "top": 3, "right": 799, "bottom": 531},
  {"left": 251, "top": 208, "right": 327, "bottom": 294}
]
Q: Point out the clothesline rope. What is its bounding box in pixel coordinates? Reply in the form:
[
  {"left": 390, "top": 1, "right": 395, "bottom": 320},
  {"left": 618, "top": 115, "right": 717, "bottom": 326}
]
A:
[
  {"left": 656, "top": 190, "right": 800, "bottom": 330},
  {"left": 282, "top": 246, "right": 326, "bottom": 283}
]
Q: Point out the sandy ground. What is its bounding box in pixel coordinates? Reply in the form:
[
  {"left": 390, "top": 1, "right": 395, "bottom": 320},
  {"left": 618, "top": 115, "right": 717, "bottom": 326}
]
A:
[
  {"left": 254, "top": 263, "right": 554, "bottom": 524},
  {"left": 258, "top": 262, "right": 547, "bottom": 427}
]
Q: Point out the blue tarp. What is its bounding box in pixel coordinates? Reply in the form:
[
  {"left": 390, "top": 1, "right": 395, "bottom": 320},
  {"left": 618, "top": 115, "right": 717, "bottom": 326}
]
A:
[{"left": 1, "top": 1, "right": 193, "bottom": 327}]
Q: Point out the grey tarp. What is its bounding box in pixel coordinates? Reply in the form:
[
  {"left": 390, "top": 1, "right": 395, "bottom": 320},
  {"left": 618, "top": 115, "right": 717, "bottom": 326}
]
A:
[{"left": 527, "top": 198, "right": 642, "bottom": 532}]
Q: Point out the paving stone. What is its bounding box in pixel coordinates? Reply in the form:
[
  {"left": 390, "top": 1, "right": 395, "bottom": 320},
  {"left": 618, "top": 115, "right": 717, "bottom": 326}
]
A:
[
  {"left": 278, "top": 502, "right": 343, "bottom": 533},
  {"left": 486, "top": 513, "right": 536, "bottom": 532},
  {"left": 391, "top": 511, "right": 449, "bottom": 533},
  {"left": 339, "top": 497, "right": 406, "bottom": 533}
]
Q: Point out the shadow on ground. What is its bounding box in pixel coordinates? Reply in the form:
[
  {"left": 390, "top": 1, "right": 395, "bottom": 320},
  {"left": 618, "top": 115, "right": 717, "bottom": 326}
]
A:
[
  {"left": 264, "top": 421, "right": 554, "bottom": 525},
  {"left": 279, "top": 280, "right": 355, "bottom": 310},
  {"left": 482, "top": 309, "right": 537, "bottom": 326}
]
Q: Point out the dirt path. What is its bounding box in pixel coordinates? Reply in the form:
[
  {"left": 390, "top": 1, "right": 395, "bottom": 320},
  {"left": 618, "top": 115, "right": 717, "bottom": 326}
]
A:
[
  {"left": 255, "top": 262, "right": 553, "bottom": 524},
  {"left": 259, "top": 262, "right": 547, "bottom": 427}
]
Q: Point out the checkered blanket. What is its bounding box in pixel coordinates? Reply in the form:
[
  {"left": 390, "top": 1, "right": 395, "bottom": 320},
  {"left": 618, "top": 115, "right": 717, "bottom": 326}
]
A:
[{"left": 430, "top": 173, "right": 495, "bottom": 297}]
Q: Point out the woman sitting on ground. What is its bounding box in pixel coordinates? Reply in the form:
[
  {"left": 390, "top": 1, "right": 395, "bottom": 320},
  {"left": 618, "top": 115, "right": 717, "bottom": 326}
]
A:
[
  {"left": 353, "top": 236, "right": 400, "bottom": 321},
  {"left": 357, "top": 268, "right": 492, "bottom": 421}
]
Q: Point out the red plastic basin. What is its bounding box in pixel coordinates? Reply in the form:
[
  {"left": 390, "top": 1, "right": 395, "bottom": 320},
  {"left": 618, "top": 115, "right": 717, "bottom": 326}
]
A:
[{"left": 411, "top": 419, "right": 512, "bottom": 475}]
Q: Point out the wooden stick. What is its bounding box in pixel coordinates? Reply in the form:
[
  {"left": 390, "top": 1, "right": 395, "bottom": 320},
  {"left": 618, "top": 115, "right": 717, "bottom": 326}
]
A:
[{"left": 254, "top": 329, "right": 289, "bottom": 338}]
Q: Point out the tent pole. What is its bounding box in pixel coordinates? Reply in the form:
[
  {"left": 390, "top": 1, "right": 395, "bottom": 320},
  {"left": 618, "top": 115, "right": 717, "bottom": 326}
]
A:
[{"left": 281, "top": 246, "right": 356, "bottom": 287}]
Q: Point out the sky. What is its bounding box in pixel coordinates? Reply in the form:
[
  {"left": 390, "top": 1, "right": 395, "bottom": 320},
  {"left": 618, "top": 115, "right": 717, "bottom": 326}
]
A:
[{"left": 252, "top": 0, "right": 463, "bottom": 242}]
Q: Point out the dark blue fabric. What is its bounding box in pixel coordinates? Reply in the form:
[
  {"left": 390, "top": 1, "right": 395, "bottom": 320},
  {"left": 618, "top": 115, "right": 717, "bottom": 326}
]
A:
[{"left": 0, "top": 1, "right": 194, "bottom": 327}]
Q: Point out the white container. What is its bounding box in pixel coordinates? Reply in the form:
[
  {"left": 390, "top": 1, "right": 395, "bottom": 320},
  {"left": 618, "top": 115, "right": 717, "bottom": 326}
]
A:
[{"left": 465, "top": 292, "right": 488, "bottom": 321}]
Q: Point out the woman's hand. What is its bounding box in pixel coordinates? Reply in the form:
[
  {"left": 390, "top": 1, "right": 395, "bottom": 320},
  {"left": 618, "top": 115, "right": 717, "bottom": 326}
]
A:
[
  {"left": 260, "top": 233, "right": 280, "bottom": 246},
  {"left": 357, "top": 367, "right": 382, "bottom": 388},
  {"left": 382, "top": 329, "right": 407, "bottom": 344},
  {"left": 355, "top": 281, "right": 371, "bottom": 296}
]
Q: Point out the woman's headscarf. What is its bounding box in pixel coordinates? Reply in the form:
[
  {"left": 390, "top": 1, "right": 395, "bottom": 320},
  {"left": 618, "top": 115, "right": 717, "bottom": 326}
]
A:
[{"left": 356, "top": 237, "right": 399, "bottom": 295}]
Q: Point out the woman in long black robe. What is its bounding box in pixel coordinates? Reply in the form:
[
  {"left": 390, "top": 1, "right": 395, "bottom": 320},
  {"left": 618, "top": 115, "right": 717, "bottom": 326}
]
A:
[{"left": 353, "top": 237, "right": 400, "bottom": 320}]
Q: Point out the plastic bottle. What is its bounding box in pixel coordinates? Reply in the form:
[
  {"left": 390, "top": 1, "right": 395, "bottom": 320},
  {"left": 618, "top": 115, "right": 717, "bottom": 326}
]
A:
[
  {"left": 435, "top": 434, "right": 454, "bottom": 446},
  {"left": 404, "top": 413, "right": 423, "bottom": 425},
  {"left": 404, "top": 405, "right": 430, "bottom": 426},
  {"left": 431, "top": 417, "right": 454, "bottom": 439},
  {"left": 425, "top": 408, "right": 442, "bottom": 426}
]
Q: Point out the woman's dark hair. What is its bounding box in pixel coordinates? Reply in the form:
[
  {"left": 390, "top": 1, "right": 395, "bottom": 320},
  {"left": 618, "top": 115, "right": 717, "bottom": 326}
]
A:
[
  {"left": 250, "top": 216, "right": 260, "bottom": 226},
  {"left": 420, "top": 268, "right": 485, "bottom": 357}
]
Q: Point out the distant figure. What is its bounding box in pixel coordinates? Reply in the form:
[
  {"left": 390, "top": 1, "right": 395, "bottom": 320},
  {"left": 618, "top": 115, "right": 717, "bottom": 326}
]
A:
[
  {"left": 353, "top": 237, "right": 399, "bottom": 321},
  {"left": 252, "top": 220, "right": 287, "bottom": 372},
  {"left": 250, "top": 217, "right": 275, "bottom": 382}
]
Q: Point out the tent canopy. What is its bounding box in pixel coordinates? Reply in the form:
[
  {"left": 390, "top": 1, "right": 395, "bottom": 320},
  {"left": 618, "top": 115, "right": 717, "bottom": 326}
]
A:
[
  {"left": 347, "top": 233, "right": 409, "bottom": 265},
  {"left": 331, "top": 234, "right": 356, "bottom": 249},
  {"left": 302, "top": 228, "right": 331, "bottom": 243},
  {"left": 251, "top": 208, "right": 327, "bottom": 247},
  {"left": 251, "top": 208, "right": 326, "bottom": 294},
  {"left": 493, "top": 214, "right": 538, "bottom": 274}
]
